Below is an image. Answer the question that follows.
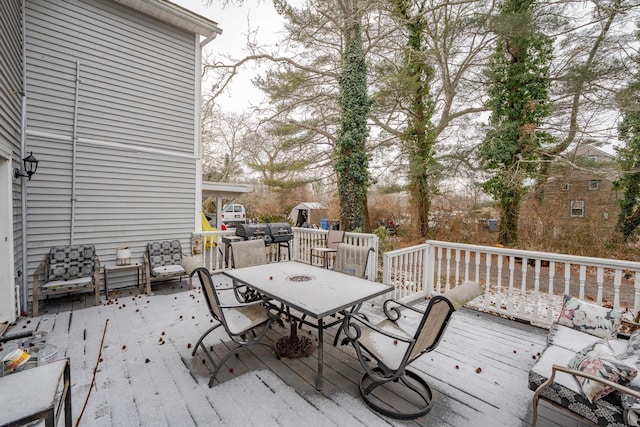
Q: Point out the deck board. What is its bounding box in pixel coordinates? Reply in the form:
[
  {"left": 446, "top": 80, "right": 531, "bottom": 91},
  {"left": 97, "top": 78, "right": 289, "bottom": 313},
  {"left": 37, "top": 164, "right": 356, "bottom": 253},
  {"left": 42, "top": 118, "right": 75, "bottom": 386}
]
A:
[{"left": 2, "top": 277, "right": 596, "bottom": 426}]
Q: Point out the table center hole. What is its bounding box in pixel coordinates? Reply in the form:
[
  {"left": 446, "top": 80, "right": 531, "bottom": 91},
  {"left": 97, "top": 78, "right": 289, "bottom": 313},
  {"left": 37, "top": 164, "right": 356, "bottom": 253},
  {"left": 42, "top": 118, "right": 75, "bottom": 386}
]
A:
[{"left": 286, "top": 274, "right": 315, "bottom": 282}]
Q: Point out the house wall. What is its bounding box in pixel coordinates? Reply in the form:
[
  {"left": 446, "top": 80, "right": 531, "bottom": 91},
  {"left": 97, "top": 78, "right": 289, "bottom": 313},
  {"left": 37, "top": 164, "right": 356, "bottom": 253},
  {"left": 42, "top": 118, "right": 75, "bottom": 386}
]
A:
[
  {"left": 540, "top": 163, "right": 619, "bottom": 233},
  {"left": 0, "top": 0, "right": 24, "bottom": 321},
  {"left": 24, "top": 0, "right": 200, "bottom": 300}
]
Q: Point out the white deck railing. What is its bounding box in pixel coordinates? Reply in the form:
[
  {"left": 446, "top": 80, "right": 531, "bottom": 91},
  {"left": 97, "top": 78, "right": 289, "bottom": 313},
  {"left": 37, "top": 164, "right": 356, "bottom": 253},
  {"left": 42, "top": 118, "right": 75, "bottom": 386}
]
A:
[
  {"left": 291, "top": 227, "right": 379, "bottom": 280},
  {"left": 191, "top": 227, "right": 379, "bottom": 280},
  {"left": 383, "top": 240, "right": 640, "bottom": 325},
  {"left": 191, "top": 231, "right": 640, "bottom": 326}
]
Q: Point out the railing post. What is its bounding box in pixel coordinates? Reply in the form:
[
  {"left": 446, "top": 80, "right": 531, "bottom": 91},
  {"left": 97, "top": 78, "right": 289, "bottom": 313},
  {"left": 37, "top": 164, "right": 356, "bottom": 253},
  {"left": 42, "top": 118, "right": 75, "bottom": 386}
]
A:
[{"left": 424, "top": 242, "right": 434, "bottom": 297}]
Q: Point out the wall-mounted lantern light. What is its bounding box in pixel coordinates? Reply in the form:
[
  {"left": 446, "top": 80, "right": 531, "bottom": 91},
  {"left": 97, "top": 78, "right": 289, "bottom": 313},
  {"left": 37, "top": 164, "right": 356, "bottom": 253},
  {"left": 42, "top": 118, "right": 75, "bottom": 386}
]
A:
[{"left": 14, "top": 152, "right": 39, "bottom": 181}]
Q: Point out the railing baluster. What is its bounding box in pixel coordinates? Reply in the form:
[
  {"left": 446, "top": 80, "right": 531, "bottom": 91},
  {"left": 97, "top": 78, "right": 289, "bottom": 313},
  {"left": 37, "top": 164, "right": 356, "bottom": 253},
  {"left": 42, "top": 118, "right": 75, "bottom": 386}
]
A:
[
  {"left": 596, "top": 267, "right": 604, "bottom": 305},
  {"left": 613, "top": 269, "right": 622, "bottom": 310},
  {"left": 508, "top": 256, "right": 515, "bottom": 313},
  {"left": 547, "top": 261, "right": 556, "bottom": 323},
  {"left": 533, "top": 259, "right": 540, "bottom": 318},
  {"left": 484, "top": 252, "right": 491, "bottom": 310},
  {"left": 496, "top": 254, "right": 503, "bottom": 312},
  {"left": 519, "top": 259, "right": 527, "bottom": 316},
  {"left": 579, "top": 265, "right": 587, "bottom": 301}
]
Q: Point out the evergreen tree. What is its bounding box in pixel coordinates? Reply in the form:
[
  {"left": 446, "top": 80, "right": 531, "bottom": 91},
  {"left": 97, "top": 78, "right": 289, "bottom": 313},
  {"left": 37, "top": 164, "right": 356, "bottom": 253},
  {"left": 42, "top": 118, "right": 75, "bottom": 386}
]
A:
[
  {"left": 479, "top": 0, "right": 554, "bottom": 245},
  {"left": 614, "top": 23, "right": 640, "bottom": 240},
  {"left": 335, "top": 18, "right": 372, "bottom": 231},
  {"left": 389, "top": 0, "right": 436, "bottom": 239}
]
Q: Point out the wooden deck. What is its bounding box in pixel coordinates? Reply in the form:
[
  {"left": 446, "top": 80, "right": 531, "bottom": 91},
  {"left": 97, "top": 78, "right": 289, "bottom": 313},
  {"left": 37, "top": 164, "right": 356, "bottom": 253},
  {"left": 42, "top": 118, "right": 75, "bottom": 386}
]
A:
[{"left": 2, "top": 277, "right": 595, "bottom": 426}]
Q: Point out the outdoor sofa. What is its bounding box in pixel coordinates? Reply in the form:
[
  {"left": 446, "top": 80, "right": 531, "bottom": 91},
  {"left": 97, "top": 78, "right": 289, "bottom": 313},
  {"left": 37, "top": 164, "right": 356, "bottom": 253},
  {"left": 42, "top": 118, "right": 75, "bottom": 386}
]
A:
[{"left": 529, "top": 295, "right": 640, "bottom": 426}]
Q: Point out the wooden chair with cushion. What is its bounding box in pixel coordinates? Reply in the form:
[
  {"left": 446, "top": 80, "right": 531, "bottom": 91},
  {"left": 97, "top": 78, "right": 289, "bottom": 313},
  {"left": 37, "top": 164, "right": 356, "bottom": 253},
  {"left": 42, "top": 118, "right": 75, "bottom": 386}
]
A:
[
  {"left": 32, "top": 245, "right": 100, "bottom": 316},
  {"left": 144, "top": 240, "right": 192, "bottom": 295}
]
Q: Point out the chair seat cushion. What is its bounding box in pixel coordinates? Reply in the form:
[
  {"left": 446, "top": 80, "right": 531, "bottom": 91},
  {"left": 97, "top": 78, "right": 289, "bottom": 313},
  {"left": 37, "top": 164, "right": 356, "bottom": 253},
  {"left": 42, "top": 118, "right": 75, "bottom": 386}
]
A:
[
  {"left": 359, "top": 319, "right": 412, "bottom": 370},
  {"left": 151, "top": 265, "right": 186, "bottom": 277},
  {"left": 224, "top": 305, "right": 270, "bottom": 335},
  {"left": 42, "top": 276, "right": 93, "bottom": 291}
]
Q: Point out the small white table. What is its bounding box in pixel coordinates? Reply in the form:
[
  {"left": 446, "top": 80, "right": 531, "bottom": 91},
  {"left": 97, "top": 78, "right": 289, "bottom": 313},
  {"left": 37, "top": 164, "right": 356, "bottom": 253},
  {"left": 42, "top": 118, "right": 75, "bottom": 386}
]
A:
[
  {"left": 0, "top": 359, "right": 72, "bottom": 426},
  {"left": 103, "top": 260, "right": 144, "bottom": 298},
  {"left": 224, "top": 261, "right": 392, "bottom": 390}
]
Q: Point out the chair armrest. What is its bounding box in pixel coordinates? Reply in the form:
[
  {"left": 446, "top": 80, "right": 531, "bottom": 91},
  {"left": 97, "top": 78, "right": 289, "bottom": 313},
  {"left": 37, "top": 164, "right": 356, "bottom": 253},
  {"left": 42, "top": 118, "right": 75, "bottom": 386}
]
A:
[
  {"left": 382, "top": 298, "right": 425, "bottom": 321},
  {"left": 534, "top": 364, "right": 640, "bottom": 404},
  {"left": 621, "top": 318, "right": 640, "bottom": 336},
  {"left": 33, "top": 259, "right": 47, "bottom": 283},
  {"left": 219, "top": 299, "right": 269, "bottom": 310},
  {"left": 342, "top": 311, "right": 415, "bottom": 344}
]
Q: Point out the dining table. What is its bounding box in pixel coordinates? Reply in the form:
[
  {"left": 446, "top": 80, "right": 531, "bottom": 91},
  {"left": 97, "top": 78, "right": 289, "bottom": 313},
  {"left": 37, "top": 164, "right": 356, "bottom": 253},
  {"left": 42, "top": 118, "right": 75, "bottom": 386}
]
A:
[{"left": 223, "top": 261, "right": 392, "bottom": 390}]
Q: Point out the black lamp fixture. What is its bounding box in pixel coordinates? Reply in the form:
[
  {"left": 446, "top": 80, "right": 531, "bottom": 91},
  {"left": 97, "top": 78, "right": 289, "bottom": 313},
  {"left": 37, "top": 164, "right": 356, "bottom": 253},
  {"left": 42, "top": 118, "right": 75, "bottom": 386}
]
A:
[{"left": 14, "top": 152, "right": 39, "bottom": 181}]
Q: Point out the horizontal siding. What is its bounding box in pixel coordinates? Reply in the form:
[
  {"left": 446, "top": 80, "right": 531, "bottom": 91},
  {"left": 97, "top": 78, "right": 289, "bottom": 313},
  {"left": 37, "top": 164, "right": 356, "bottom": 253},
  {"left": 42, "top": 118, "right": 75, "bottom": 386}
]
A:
[
  {"left": 1, "top": 0, "right": 24, "bottom": 309},
  {"left": 25, "top": 0, "right": 196, "bottom": 152},
  {"left": 24, "top": 0, "right": 200, "bottom": 299}
]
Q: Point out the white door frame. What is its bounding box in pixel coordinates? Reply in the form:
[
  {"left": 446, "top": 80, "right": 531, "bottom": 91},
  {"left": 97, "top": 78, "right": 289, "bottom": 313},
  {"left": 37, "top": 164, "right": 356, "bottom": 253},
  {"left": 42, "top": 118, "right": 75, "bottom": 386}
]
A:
[{"left": 0, "top": 142, "right": 17, "bottom": 323}]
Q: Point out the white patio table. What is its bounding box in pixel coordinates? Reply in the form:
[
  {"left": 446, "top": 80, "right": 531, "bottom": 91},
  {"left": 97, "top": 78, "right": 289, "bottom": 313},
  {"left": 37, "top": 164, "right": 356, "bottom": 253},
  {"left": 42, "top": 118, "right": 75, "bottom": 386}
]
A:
[{"left": 223, "top": 261, "right": 392, "bottom": 390}]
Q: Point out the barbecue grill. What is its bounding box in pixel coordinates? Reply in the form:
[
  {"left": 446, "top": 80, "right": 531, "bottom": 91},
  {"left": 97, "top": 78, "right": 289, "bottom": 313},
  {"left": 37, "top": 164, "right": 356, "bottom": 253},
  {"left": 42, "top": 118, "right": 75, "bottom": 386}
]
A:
[
  {"left": 235, "top": 223, "right": 272, "bottom": 243},
  {"left": 267, "top": 223, "right": 293, "bottom": 243},
  {"left": 234, "top": 222, "right": 294, "bottom": 260}
]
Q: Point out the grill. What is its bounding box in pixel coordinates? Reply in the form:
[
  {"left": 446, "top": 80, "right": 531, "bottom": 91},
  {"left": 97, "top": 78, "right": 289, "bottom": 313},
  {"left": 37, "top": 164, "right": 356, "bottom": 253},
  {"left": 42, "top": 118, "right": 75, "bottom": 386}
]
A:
[
  {"left": 234, "top": 222, "right": 294, "bottom": 261},
  {"left": 267, "top": 223, "right": 293, "bottom": 243},
  {"left": 235, "top": 223, "right": 294, "bottom": 244},
  {"left": 235, "top": 223, "right": 272, "bottom": 243}
]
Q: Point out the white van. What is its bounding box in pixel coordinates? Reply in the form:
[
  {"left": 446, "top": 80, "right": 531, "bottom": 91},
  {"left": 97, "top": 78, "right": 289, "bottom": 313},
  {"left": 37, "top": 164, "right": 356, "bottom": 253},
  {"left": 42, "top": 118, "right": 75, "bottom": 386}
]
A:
[{"left": 220, "top": 203, "right": 247, "bottom": 226}]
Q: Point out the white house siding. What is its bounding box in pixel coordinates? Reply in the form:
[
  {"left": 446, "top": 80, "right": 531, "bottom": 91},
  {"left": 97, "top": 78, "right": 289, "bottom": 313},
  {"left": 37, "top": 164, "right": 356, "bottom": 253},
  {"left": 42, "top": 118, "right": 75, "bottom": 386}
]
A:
[
  {"left": 0, "top": 0, "right": 24, "bottom": 319},
  {"left": 24, "top": 0, "right": 199, "bottom": 298}
]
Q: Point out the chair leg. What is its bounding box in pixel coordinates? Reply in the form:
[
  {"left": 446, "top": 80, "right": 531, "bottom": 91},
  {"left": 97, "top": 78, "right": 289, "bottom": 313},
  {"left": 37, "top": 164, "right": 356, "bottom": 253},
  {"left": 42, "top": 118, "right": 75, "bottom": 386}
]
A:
[
  {"left": 192, "top": 324, "right": 222, "bottom": 357},
  {"left": 359, "top": 370, "right": 433, "bottom": 420},
  {"left": 207, "top": 341, "right": 278, "bottom": 388}
]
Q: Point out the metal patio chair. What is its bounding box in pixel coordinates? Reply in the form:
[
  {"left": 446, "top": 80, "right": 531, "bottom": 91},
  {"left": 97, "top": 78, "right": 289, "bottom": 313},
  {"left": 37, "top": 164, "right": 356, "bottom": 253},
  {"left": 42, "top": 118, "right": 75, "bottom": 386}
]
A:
[
  {"left": 341, "top": 281, "right": 483, "bottom": 419},
  {"left": 328, "top": 243, "right": 375, "bottom": 345},
  {"left": 190, "top": 267, "right": 279, "bottom": 387},
  {"left": 310, "top": 229, "right": 345, "bottom": 268},
  {"left": 228, "top": 239, "right": 269, "bottom": 302}
]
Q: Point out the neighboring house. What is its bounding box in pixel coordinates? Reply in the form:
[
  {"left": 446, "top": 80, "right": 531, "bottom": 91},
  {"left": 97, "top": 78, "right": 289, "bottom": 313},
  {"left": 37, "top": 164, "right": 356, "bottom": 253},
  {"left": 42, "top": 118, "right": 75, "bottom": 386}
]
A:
[
  {"left": 0, "top": 0, "right": 222, "bottom": 322},
  {"left": 541, "top": 144, "right": 619, "bottom": 228}
]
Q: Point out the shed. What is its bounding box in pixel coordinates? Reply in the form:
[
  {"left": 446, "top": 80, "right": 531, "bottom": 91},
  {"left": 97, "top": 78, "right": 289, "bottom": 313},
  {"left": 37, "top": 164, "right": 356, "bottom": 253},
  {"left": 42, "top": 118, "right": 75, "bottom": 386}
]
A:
[{"left": 289, "top": 202, "right": 328, "bottom": 228}]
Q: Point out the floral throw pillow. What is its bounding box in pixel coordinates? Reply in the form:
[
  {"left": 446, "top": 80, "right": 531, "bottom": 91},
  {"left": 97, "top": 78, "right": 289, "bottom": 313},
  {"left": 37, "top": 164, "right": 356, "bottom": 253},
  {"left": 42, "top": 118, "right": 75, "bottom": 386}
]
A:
[
  {"left": 558, "top": 295, "right": 621, "bottom": 339},
  {"left": 620, "top": 329, "right": 640, "bottom": 362},
  {"left": 568, "top": 340, "right": 638, "bottom": 403}
]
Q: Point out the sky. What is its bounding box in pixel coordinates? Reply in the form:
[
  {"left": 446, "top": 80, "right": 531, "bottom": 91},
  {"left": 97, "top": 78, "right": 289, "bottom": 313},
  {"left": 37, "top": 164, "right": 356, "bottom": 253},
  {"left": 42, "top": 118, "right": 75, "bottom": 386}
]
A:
[{"left": 171, "top": 0, "right": 285, "bottom": 112}]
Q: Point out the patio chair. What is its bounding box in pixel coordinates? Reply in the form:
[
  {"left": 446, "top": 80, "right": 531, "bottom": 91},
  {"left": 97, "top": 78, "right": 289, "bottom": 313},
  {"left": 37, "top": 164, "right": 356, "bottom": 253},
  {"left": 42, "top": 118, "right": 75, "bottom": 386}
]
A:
[
  {"left": 310, "top": 229, "right": 345, "bottom": 268},
  {"left": 190, "top": 267, "right": 279, "bottom": 387},
  {"left": 341, "top": 281, "right": 483, "bottom": 419},
  {"left": 333, "top": 243, "right": 374, "bottom": 279},
  {"left": 32, "top": 244, "right": 100, "bottom": 316},
  {"left": 228, "top": 239, "right": 268, "bottom": 302},
  {"left": 302, "top": 243, "right": 375, "bottom": 344},
  {"left": 144, "top": 240, "right": 192, "bottom": 295}
]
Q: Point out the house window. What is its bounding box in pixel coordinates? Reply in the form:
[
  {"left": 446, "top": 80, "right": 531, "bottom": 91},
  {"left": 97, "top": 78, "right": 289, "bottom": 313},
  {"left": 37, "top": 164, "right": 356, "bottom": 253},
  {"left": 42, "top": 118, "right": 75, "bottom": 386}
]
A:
[
  {"left": 588, "top": 155, "right": 599, "bottom": 162},
  {"left": 561, "top": 182, "right": 570, "bottom": 191},
  {"left": 588, "top": 180, "right": 600, "bottom": 191},
  {"left": 570, "top": 200, "right": 585, "bottom": 217}
]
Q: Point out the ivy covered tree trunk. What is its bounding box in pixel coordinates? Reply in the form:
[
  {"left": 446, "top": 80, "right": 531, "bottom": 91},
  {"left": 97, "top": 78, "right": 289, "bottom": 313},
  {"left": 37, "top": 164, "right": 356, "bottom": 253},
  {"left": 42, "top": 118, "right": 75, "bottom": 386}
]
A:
[
  {"left": 335, "top": 19, "right": 372, "bottom": 232},
  {"left": 614, "top": 30, "right": 640, "bottom": 240},
  {"left": 391, "top": 1, "right": 437, "bottom": 239},
  {"left": 479, "top": 0, "right": 553, "bottom": 246}
]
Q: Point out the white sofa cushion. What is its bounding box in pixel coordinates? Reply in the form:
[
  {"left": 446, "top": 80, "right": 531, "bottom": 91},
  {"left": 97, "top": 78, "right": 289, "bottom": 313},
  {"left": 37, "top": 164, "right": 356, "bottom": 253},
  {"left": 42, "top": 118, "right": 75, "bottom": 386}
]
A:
[
  {"left": 152, "top": 265, "right": 186, "bottom": 277},
  {"left": 42, "top": 276, "right": 93, "bottom": 291}
]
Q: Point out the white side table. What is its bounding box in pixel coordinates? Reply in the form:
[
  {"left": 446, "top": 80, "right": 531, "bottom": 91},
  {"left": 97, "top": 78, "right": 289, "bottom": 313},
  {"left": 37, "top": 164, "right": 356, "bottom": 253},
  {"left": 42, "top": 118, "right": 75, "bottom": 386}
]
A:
[
  {"left": 0, "top": 358, "right": 72, "bottom": 426},
  {"left": 103, "top": 259, "right": 144, "bottom": 298}
]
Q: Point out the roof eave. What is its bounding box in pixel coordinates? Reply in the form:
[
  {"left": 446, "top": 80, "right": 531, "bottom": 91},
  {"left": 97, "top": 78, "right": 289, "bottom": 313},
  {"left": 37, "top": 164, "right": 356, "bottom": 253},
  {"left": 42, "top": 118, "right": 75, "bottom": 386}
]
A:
[{"left": 111, "top": 0, "right": 222, "bottom": 39}]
